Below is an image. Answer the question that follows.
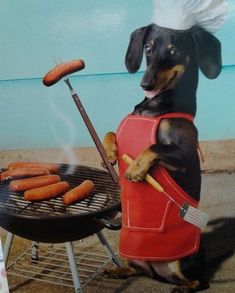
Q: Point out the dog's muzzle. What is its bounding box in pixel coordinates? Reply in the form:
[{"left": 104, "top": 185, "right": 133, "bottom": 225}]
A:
[
  {"left": 141, "top": 74, "right": 161, "bottom": 99},
  {"left": 144, "top": 89, "right": 162, "bottom": 99}
]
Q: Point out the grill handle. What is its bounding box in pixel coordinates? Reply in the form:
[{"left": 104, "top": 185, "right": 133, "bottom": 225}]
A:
[
  {"left": 93, "top": 216, "right": 121, "bottom": 231},
  {"left": 64, "top": 78, "right": 119, "bottom": 184}
]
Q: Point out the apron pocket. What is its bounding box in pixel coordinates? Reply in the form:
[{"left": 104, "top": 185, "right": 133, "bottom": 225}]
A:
[{"left": 126, "top": 198, "right": 172, "bottom": 232}]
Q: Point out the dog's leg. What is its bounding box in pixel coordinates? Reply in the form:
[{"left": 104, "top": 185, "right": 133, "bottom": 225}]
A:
[
  {"left": 125, "top": 143, "right": 182, "bottom": 182},
  {"left": 125, "top": 119, "right": 199, "bottom": 183},
  {"left": 125, "top": 131, "right": 195, "bottom": 182},
  {"left": 125, "top": 147, "right": 159, "bottom": 181},
  {"left": 168, "top": 255, "right": 209, "bottom": 292},
  {"left": 102, "top": 132, "right": 118, "bottom": 166},
  {"left": 104, "top": 259, "right": 143, "bottom": 279},
  {"left": 105, "top": 259, "right": 160, "bottom": 279},
  {"left": 149, "top": 261, "right": 185, "bottom": 284},
  {"left": 148, "top": 259, "right": 209, "bottom": 292},
  {"left": 104, "top": 266, "right": 139, "bottom": 279}
]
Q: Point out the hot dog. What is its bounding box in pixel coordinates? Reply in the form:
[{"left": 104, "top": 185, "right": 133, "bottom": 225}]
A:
[
  {"left": 9, "top": 175, "right": 61, "bottom": 192},
  {"left": 43, "top": 59, "right": 85, "bottom": 86},
  {"left": 63, "top": 180, "right": 95, "bottom": 205},
  {"left": 24, "top": 181, "right": 70, "bottom": 201},
  {"left": 1, "top": 167, "right": 50, "bottom": 181},
  {"left": 7, "top": 162, "right": 59, "bottom": 174}
]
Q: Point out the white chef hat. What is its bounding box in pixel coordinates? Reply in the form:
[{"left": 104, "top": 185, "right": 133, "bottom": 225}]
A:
[{"left": 152, "top": 0, "right": 227, "bottom": 33}]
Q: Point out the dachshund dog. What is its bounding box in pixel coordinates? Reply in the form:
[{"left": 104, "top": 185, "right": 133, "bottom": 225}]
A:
[{"left": 103, "top": 24, "right": 222, "bottom": 292}]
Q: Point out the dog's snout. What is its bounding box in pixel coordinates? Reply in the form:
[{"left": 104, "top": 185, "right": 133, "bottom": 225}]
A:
[
  {"left": 141, "top": 81, "right": 155, "bottom": 91},
  {"left": 141, "top": 70, "right": 157, "bottom": 91}
]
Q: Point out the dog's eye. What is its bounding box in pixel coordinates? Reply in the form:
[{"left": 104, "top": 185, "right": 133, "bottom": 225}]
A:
[
  {"left": 169, "top": 48, "right": 178, "bottom": 57},
  {"left": 144, "top": 45, "right": 152, "bottom": 55}
]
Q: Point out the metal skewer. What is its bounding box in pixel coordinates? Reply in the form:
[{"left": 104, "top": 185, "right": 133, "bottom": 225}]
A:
[{"left": 64, "top": 78, "right": 119, "bottom": 184}]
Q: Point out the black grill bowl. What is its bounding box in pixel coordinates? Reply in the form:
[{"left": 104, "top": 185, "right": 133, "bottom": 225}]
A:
[{"left": 0, "top": 164, "right": 120, "bottom": 243}]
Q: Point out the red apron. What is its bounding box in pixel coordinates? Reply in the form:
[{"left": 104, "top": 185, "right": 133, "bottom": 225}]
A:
[{"left": 116, "top": 113, "right": 201, "bottom": 261}]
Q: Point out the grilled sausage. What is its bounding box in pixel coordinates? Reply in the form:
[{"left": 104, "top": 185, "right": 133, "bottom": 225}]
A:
[
  {"left": 9, "top": 175, "right": 61, "bottom": 192},
  {"left": 1, "top": 168, "right": 50, "bottom": 181},
  {"left": 43, "top": 59, "right": 85, "bottom": 86},
  {"left": 24, "top": 181, "right": 70, "bottom": 201},
  {"left": 63, "top": 180, "right": 95, "bottom": 205},
  {"left": 8, "top": 162, "right": 59, "bottom": 174}
]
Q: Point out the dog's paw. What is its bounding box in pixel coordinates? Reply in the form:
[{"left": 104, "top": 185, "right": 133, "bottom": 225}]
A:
[
  {"left": 104, "top": 266, "right": 138, "bottom": 279},
  {"left": 101, "top": 157, "right": 117, "bottom": 169},
  {"left": 107, "top": 151, "right": 118, "bottom": 165},
  {"left": 102, "top": 132, "right": 117, "bottom": 168},
  {"left": 125, "top": 162, "right": 147, "bottom": 182},
  {"left": 101, "top": 151, "right": 117, "bottom": 169},
  {"left": 170, "top": 280, "right": 208, "bottom": 293}
]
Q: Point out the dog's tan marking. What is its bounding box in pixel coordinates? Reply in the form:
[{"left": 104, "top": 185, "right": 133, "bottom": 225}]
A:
[
  {"left": 125, "top": 147, "right": 158, "bottom": 181},
  {"left": 162, "top": 65, "right": 185, "bottom": 87},
  {"left": 151, "top": 261, "right": 175, "bottom": 280},
  {"left": 168, "top": 260, "right": 188, "bottom": 281},
  {"left": 104, "top": 257, "right": 139, "bottom": 279},
  {"left": 155, "top": 65, "right": 185, "bottom": 91},
  {"left": 102, "top": 132, "right": 117, "bottom": 166},
  {"left": 129, "top": 260, "right": 154, "bottom": 276},
  {"left": 104, "top": 266, "right": 139, "bottom": 279},
  {"left": 172, "top": 64, "right": 185, "bottom": 76},
  {"left": 168, "top": 262, "right": 203, "bottom": 291},
  {"left": 159, "top": 119, "right": 171, "bottom": 143},
  {"left": 171, "top": 281, "right": 201, "bottom": 292},
  {"left": 188, "top": 280, "right": 200, "bottom": 289}
]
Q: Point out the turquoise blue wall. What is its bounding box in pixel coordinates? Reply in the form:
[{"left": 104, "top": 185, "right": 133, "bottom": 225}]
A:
[{"left": 0, "top": 0, "right": 234, "bottom": 149}]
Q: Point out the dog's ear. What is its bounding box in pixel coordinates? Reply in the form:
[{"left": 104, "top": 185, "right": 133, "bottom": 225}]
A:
[
  {"left": 125, "top": 26, "right": 148, "bottom": 73},
  {"left": 192, "top": 27, "right": 222, "bottom": 79}
]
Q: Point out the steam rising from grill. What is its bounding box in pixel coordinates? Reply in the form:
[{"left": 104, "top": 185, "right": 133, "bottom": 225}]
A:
[{"left": 48, "top": 95, "right": 79, "bottom": 175}]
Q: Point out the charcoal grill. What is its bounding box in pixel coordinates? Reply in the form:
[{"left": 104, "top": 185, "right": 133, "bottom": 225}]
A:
[
  {"left": 0, "top": 164, "right": 121, "bottom": 243},
  {"left": 1, "top": 59, "right": 122, "bottom": 292},
  {"left": 1, "top": 164, "right": 121, "bottom": 292}
]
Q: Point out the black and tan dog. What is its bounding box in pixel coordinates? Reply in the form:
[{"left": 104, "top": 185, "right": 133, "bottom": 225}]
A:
[{"left": 103, "top": 24, "right": 222, "bottom": 292}]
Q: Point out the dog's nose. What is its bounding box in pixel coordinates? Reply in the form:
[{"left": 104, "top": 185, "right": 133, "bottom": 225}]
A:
[{"left": 140, "top": 81, "right": 155, "bottom": 91}]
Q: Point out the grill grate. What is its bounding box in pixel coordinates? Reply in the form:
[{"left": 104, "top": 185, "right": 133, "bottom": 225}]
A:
[
  {"left": 0, "top": 164, "right": 120, "bottom": 217},
  {"left": 6, "top": 236, "right": 115, "bottom": 289}
]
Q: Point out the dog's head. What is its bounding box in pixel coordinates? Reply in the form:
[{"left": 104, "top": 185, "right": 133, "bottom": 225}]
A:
[{"left": 125, "top": 24, "right": 222, "bottom": 98}]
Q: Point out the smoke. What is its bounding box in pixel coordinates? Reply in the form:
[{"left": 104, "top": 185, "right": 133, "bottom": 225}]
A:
[{"left": 48, "top": 95, "right": 78, "bottom": 175}]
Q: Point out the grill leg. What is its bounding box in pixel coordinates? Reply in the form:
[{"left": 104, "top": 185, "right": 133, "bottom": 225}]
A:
[
  {"left": 3, "top": 232, "right": 14, "bottom": 266},
  {"left": 31, "top": 241, "right": 39, "bottom": 261},
  {"left": 96, "top": 231, "right": 121, "bottom": 267},
  {"left": 65, "top": 242, "right": 82, "bottom": 293}
]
